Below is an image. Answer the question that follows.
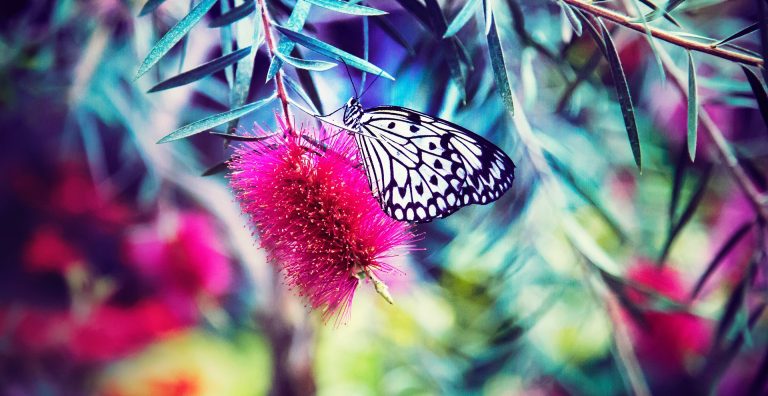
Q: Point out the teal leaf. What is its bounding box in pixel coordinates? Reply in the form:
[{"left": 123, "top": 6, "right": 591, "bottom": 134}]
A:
[
  {"left": 274, "top": 26, "right": 394, "bottom": 80},
  {"left": 741, "top": 66, "right": 768, "bottom": 132},
  {"left": 640, "top": 0, "right": 686, "bottom": 23},
  {"left": 284, "top": 75, "right": 320, "bottom": 114},
  {"left": 228, "top": 0, "right": 263, "bottom": 132},
  {"left": 276, "top": 51, "right": 337, "bottom": 71},
  {"left": 559, "top": 2, "right": 582, "bottom": 36},
  {"left": 148, "top": 46, "right": 251, "bottom": 92},
  {"left": 266, "top": 1, "right": 312, "bottom": 80},
  {"left": 629, "top": 0, "right": 665, "bottom": 82},
  {"left": 486, "top": 12, "right": 514, "bottom": 115},
  {"left": 157, "top": 93, "right": 276, "bottom": 143},
  {"left": 713, "top": 23, "right": 759, "bottom": 47},
  {"left": 219, "top": 0, "right": 234, "bottom": 87},
  {"left": 599, "top": 19, "right": 642, "bottom": 170},
  {"left": 687, "top": 51, "right": 699, "bottom": 161},
  {"left": 443, "top": 0, "right": 480, "bottom": 38},
  {"left": 135, "top": 0, "right": 218, "bottom": 79},
  {"left": 139, "top": 0, "right": 168, "bottom": 16},
  {"left": 302, "top": 0, "right": 386, "bottom": 16},
  {"left": 372, "top": 16, "right": 414, "bottom": 55},
  {"left": 208, "top": 0, "right": 255, "bottom": 27},
  {"left": 658, "top": 165, "right": 711, "bottom": 264}
]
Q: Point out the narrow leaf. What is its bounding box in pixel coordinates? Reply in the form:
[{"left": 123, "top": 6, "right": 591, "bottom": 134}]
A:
[
  {"left": 302, "top": 0, "right": 386, "bottom": 16},
  {"left": 274, "top": 26, "right": 394, "bottom": 80},
  {"left": 641, "top": 0, "right": 686, "bottom": 23},
  {"left": 148, "top": 46, "right": 251, "bottom": 92},
  {"left": 599, "top": 19, "right": 642, "bottom": 170},
  {"left": 741, "top": 66, "right": 768, "bottom": 132},
  {"left": 284, "top": 74, "right": 320, "bottom": 114},
  {"left": 713, "top": 23, "right": 759, "bottom": 47},
  {"left": 227, "top": 0, "right": 262, "bottom": 133},
  {"left": 220, "top": 0, "right": 234, "bottom": 87},
  {"left": 486, "top": 12, "right": 514, "bottom": 115},
  {"left": 202, "top": 161, "right": 229, "bottom": 176},
  {"left": 561, "top": 3, "right": 582, "bottom": 36},
  {"left": 669, "top": 147, "right": 687, "bottom": 224},
  {"left": 372, "top": 16, "right": 415, "bottom": 55},
  {"left": 139, "top": 0, "right": 167, "bottom": 16},
  {"left": 443, "top": 0, "right": 480, "bottom": 38},
  {"left": 135, "top": 0, "right": 218, "bottom": 79},
  {"left": 276, "top": 51, "right": 337, "bottom": 71},
  {"left": 157, "top": 93, "right": 276, "bottom": 143},
  {"left": 690, "top": 222, "right": 753, "bottom": 299},
  {"left": 208, "top": 0, "right": 255, "bottom": 27},
  {"left": 658, "top": 165, "right": 712, "bottom": 264},
  {"left": 629, "top": 0, "right": 666, "bottom": 82},
  {"left": 266, "top": 1, "right": 312, "bottom": 80},
  {"left": 423, "top": 0, "right": 466, "bottom": 102},
  {"left": 636, "top": 0, "right": 681, "bottom": 27},
  {"left": 687, "top": 51, "right": 699, "bottom": 161}
]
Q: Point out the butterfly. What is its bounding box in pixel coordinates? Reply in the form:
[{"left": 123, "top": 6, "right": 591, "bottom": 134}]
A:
[{"left": 318, "top": 96, "right": 516, "bottom": 223}]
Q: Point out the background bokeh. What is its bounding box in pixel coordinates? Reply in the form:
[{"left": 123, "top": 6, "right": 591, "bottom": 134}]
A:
[{"left": 1, "top": 0, "right": 767, "bottom": 395}]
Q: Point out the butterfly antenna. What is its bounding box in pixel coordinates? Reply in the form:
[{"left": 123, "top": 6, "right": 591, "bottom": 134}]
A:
[
  {"left": 340, "top": 58, "right": 358, "bottom": 98},
  {"left": 359, "top": 71, "right": 383, "bottom": 99}
]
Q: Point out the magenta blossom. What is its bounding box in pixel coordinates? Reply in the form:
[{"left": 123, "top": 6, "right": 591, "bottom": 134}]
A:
[{"left": 228, "top": 121, "right": 415, "bottom": 322}]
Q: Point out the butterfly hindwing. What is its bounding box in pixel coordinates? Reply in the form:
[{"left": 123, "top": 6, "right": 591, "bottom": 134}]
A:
[{"left": 355, "top": 106, "right": 515, "bottom": 223}]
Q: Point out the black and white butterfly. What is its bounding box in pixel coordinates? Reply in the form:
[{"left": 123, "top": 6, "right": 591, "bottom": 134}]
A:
[{"left": 319, "top": 96, "right": 516, "bottom": 223}]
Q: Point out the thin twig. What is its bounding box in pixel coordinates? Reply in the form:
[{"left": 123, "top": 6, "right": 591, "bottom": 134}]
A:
[
  {"left": 561, "top": 0, "right": 764, "bottom": 67},
  {"left": 257, "top": 0, "right": 294, "bottom": 132}
]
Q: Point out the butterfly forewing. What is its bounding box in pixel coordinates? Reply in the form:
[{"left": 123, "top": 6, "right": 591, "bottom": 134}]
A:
[{"left": 356, "top": 106, "right": 515, "bottom": 223}]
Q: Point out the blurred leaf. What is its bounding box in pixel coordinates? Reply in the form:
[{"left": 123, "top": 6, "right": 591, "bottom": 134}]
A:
[
  {"left": 295, "top": 65, "right": 324, "bottom": 114},
  {"left": 636, "top": 0, "right": 681, "bottom": 26},
  {"left": 139, "top": 0, "right": 168, "bottom": 16},
  {"left": 220, "top": 0, "right": 235, "bottom": 87},
  {"left": 135, "top": 0, "right": 218, "bottom": 79},
  {"left": 713, "top": 263, "right": 754, "bottom": 346},
  {"left": 628, "top": 0, "right": 665, "bottom": 82},
  {"left": 202, "top": 161, "right": 229, "bottom": 176},
  {"left": 443, "top": 0, "right": 480, "bottom": 38},
  {"left": 147, "top": 46, "right": 251, "bottom": 92},
  {"left": 687, "top": 51, "right": 698, "bottom": 161},
  {"left": 759, "top": 0, "right": 768, "bottom": 81},
  {"left": 598, "top": 19, "right": 642, "bottom": 170},
  {"left": 157, "top": 93, "right": 276, "bottom": 143},
  {"left": 713, "top": 23, "right": 759, "bottom": 47},
  {"left": 208, "top": 0, "right": 255, "bottom": 27},
  {"left": 302, "top": 0, "right": 386, "bottom": 16},
  {"left": 640, "top": 0, "right": 686, "bottom": 23},
  {"left": 736, "top": 149, "right": 768, "bottom": 190},
  {"left": 690, "top": 222, "right": 753, "bottom": 299},
  {"left": 274, "top": 26, "right": 394, "bottom": 80},
  {"left": 559, "top": 1, "right": 582, "bottom": 36},
  {"left": 372, "top": 16, "right": 415, "bottom": 55},
  {"left": 228, "top": 0, "right": 263, "bottom": 133},
  {"left": 486, "top": 11, "right": 514, "bottom": 116},
  {"left": 658, "top": 164, "right": 711, "bottom": 264},
  {"left": 423, "top": 0, "right": 467, "bottom": 102},
  {"left": 669, "top": 147, "right": 687, "bottom": 225},
  {"left": 483, "top": 0, "right": 492, "bottom": 35},
  {"left": 284, "top": 74, "right": 319, "bottom": 114},
  {"left": 275, "top": 51, "right": 337, "bottom": 71},
  {"left": 749, "top": 344, "right": 768, "bottom": 395},
  {"left": 741, "top": 66, "right": 768, "bottom": 132},
  {"left": 266, "top": 1, "right": 312, "bottom": 80}
]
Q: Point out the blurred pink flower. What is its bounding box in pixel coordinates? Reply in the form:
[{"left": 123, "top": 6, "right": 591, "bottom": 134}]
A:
[
  {"left": 228, "top": 122, "right": 414, "bottom": 322},
  {"left": 623, "top": 260, "right": 712, "bottom": 377},
  {"left": 707, "top": 191, "right": 757, "bottom": 289},
  {"left": 3, "top": 299, "right": 186, "bottom": 363},
  {"left": 122, "top": 211, "right": 232, "bottom": 312}
]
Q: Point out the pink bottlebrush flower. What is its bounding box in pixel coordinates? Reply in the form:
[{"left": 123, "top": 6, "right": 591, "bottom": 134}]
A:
[
  {"left": 228, "top": 121, "right": 415, "bottom": 322},
  {"left": 622, "top": 259, "right": 712, "bottom": 378}
]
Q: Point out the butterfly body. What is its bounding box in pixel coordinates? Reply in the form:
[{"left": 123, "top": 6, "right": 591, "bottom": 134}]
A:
[{"left": 339, "top": 98, "right": 515, "bottom": 223}]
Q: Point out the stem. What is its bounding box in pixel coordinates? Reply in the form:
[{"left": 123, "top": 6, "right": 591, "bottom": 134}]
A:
[
  {"left": 257, "top": 0, "right": 294, "bottom": 132},
  {"left": 561, "top": 0, "right": 764, "bottom": 67},
  {"left": 654, "top": 45, "right": 768, "bottom": 221}
]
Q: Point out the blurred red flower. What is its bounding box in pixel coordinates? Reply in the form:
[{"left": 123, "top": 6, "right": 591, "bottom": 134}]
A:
[
  {"left": 22, "top": 224, "right": 84, "bottom": 273},
  {"left": 228, "top": 122, "right": 414, "bottom": 322},
  {"left": 623, "top": 260, "right": 712, "bottom": 377}
]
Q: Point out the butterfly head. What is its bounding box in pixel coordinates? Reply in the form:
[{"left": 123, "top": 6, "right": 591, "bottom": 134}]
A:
[{"left": 342, "top": 97, "right": 363, "bottom": 131}]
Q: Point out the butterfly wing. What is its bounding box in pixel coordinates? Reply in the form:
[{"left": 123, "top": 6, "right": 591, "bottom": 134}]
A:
[{"left": 355, "top": 106, "right": 515, "bottom": 223}]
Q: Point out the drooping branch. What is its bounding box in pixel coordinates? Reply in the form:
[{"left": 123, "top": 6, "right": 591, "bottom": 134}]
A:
[
  {"left": 257, "top": 0, "right": 294, "bottom": 132},
  {"left": 561, "top": 0, "right": 764, "bottom": 67}
]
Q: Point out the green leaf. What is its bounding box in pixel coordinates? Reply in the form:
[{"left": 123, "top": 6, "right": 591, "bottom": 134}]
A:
[
  {"left": 443, "top": 0, "right": 480, "bottom": 38},
  {"left": 486, "top": 12, "right": 514, "bottom": 115},
  {"left": 690, "top": 222, "right": 753, "bottom": 299},
  {"left": 658, "top": 165, "right": 712, "bottom": 264},
  {"left": 686, "top": 51, "right": 699, "bottom": 161},
  {"left": 301, "top": 0, "right": 386, "bottom": 16},
  {"left": 147, "top": 46, "right": 251, "bottom": 92},
  {"left": 135, "top": 0, "right": 218, "bottom": 79},
  {"left": 208, "top": 0, "right": 255, "bottom": 27},
  {"left": 139, "top": 0, "right": 168, "bottom": 16},
  {"left": 157, "top": 93, "right": 276, "bottom": 143},
  {"left": 276, "top": 51, "right": 337, "bottom": 71},
  {"left": 274, "top": 26, "right": 394, "bottom": 80},
  {"left": 713, "top": 23, "right": 759, "bottom": 47},
  {"left": 598, "top": 19, "right": 642, "bottom": 170},
  {"left": 741, "top": 66, "right": 768, "bottom": 132},
  {"left": 266, "top": 1, "right": 312, "bottom": 80}
]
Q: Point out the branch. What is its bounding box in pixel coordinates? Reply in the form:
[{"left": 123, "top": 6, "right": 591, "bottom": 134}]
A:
[
  {"left": 257, "top": 0, "right": 294, "bottom": 132},
  {"left": 561, "top": 0, "right": 764, "bottom": 67}
]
